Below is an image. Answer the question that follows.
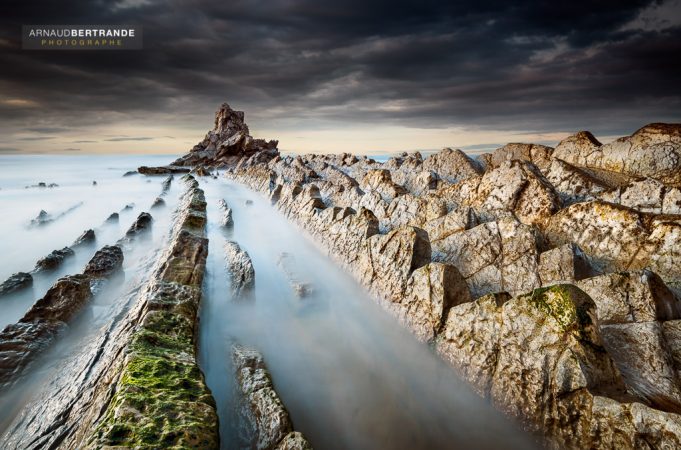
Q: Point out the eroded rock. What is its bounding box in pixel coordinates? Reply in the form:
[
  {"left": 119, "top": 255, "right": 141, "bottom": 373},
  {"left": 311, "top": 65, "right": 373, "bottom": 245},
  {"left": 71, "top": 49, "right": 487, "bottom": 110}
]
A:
[
  {"left": 0, "top": 272, "right": 33, "bottom": 297},
  {"left": 225, "top": 241, "right": 255, "bottom": 299},
  {"left": 34, "top": 247, "right": 75, "bottom": 272}
]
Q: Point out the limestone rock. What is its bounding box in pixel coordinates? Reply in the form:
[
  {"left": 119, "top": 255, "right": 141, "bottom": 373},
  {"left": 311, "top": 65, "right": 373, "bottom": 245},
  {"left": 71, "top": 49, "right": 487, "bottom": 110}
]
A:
[
  {"left": 421, "top": 148, "right": 483, "bottom": 183},
  {"left": 218, "top": 199, "right": 234, "bottom": 228},
  {"left": 399, "top": 262, "right": 471, "bottom": 342},
  {"left": 125, "top": 212, "right": 153, "bottom": 237},
  {"left": 544, "top": 158, "right": 610, "bottom": 205},
  {"left": 0, "top": 272, "right": 33, "bottom": 297},
  {"left": 34, "top": 247, "right": 75, "bottom": 272},
  {"left": 554, "top": 124, "right": 681, "bottom": 186},
  {"left": 275, "top": 432, "right": 313, "bottom": 450},
  {"left": 490, "top": 143, "right": 554, "bottom": 171},
  {"left": 137, "top": 165, "right": 191, "bottom": 175},
  {"left": 72, "top": 229, "right": 96, "bottom": 247},
  {"left": 538, "top": 243, "right": 596, "bottom": 286},
  {"left": 232, "top": 344, "right": 297, "bottom": 450},
  {"left": 553, "top": 131, "right": 602, "bottom": 167},
  {"left": 600, "top": 321, "right": 681, "bottom": 413},
  {"left": 151, "top": 197, "right": 166, "bottom": 209},
  {"left": 83, "top": 245, "right": 124, "bottom": 279},
  {"left": 360, "top": 169, "right": 407, "bottom": 203},
  {"left": 358, "top": 226, "right": 431, "bottom": 302},
  {"left": 384, "top": 193, "right": 447, "bottom": 230},
  {"left": 173, "top": 103, "right": 279, "bottom": 167},
  {"left": 432, "top": 217, "right": 543, "bottom": 298},
  {"left": 576, "top": 270, "right": 681, "bottom": 325},
  {"left": 422, "top": 207, "right": 477, "bottom": 245},
  {"left": 472, "top": 160, "right": 561, "bottom": 225},
  {"left": 224, "top": 241, "right": 255, "bottom": 299}
]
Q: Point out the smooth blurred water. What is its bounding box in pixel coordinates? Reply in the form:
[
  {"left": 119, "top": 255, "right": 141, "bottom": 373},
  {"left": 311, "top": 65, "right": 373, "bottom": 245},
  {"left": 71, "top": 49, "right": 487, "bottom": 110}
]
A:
[
  {"left": 197, "top": 177, "right": 536, "bottom": 450},
  {"left": 0, "top": 156, "right": 535, "bottom": 449}
]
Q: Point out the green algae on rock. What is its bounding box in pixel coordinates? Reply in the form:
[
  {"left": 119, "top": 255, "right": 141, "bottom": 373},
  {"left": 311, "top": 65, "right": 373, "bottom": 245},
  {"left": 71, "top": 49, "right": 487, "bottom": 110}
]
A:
[{"left": 88, "top": 177, "right": 219, "bottom": 449}]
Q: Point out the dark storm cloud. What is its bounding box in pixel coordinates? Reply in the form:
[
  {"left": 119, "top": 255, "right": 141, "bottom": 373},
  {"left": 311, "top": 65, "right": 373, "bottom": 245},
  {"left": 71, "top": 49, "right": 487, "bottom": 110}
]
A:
[{"left": 0, "top": 0, "right": 679, "bottom": 144}]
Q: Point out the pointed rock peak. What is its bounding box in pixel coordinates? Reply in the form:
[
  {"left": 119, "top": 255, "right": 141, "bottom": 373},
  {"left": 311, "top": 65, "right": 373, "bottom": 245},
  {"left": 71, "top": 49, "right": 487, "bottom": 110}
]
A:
[{"left": 213, "top": 102, "right": 249, "bottom": 136}]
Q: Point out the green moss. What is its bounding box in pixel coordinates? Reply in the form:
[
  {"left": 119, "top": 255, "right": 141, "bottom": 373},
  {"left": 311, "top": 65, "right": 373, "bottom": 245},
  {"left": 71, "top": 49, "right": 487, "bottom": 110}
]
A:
[
  {"left": 91, "top": 287, "right": 217, "bottom": 448},
  {"left": 527, "top": 284, "right": 593, "bottom": 332}
]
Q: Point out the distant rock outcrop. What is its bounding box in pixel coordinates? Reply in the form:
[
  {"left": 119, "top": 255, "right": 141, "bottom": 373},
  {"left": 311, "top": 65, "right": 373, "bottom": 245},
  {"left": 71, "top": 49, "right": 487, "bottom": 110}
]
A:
[{"left": 171, "top": 103, "right": 279, "bottom": 168}]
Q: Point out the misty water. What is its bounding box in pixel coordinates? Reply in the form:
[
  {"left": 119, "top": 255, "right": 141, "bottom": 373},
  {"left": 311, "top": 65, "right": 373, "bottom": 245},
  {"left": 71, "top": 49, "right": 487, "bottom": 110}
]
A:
[{"left": 0, "top": 155, "right": 535, "bottom": 449}]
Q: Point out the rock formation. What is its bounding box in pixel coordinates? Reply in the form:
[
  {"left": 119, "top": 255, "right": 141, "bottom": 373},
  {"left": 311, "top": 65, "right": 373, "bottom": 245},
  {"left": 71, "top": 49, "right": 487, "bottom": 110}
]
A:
[
  {"left": 232, "top": 344, "right": 312, "bottom": 450},
  {"left": 223, "top": 113, "right": 681, "bottom": 449},
  {"left": 86, "top": 176, "right": 218, "bottom": 448},
  {"left": 171, "top": 103, "right": 278, "bottom": 168}
]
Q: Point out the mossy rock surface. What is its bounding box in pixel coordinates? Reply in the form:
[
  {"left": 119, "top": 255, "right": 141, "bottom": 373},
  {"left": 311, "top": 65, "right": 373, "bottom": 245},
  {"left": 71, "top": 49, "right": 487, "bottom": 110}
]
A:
[
  {"left": 89, "top": 187, "right": 218, "bottom": 449},
  {"left": 526, "top": 284, "right": 595, "bottom": 333}
]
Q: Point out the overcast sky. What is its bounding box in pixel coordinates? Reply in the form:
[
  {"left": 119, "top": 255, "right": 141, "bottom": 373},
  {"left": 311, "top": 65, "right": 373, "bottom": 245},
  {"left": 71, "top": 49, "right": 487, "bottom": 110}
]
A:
[{"left": 1, "top": 0, "right": 680, "bottom": 155}]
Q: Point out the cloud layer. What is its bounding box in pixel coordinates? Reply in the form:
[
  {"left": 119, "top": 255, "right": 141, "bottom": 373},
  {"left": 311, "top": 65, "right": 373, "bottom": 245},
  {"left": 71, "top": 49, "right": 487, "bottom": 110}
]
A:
[{"left": 1, "top": 0, "right": 680, "bottom": 153}]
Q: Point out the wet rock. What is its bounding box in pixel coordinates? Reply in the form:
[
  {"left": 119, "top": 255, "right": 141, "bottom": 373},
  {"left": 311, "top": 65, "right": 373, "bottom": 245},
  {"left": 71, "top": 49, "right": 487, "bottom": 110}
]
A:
[
  {"left": 0, "top": 274, "right": 93, "bottom": 386},
  {"left": 92, "top": 180, "right": 97, "bottom": 186},
  {"left": 193, "top": 165, "right": 210, "bottom": 176},
  {"left": 89, "top": 180, "right": 218, "bottom": 449},
  {"left": 233, "top": 344, "right": 309, "bottom": 450},
  {"left": 490, "top": 142, "right": 554, "bottom": 171},
  {"left": 538, "top": 243, "right": 596, "bottom": 286},
  {"left": 161, "top": 174, "right": 173, "bottom": 194},
  {"left": 137, "top": 165, "right": 191, "bottom": 175},
  {"left": 30, "top": 209, "right": 52, "bottom": 226},
  {"left": 554, "top": 124, "right": 681, "bottom": 186},
  {"left": 224, "top": 241, "right": 255, "bottom": 299},
  {"left": 0, "top": 272, "right": 33, "bottom": 297},
  {"left": 83, "top": 245, "right": 124, "bottom": 278},
  {"left": 245, "top": 199, "right": 254, "bottom": 206},
  {"left": 125, "top": 212, "right": 153, "bottom": 236},
  {"left": 105, "top": 212, "right": 119, "bottom": 223},
  {"left": 275, "top": 432, "right": 313, "bottom": 450},
  {"left": 421, "top": 148, "right": 483, "bottom": 183},
  {"left": 34, "top": 247, "right": 75, "bottom": 272},
  {"left": 121, "top": 203, "right": 134, "bottom": 211},
  {"left": 150, "top": 196, "right": 166, "bottom": 208},
  {"left": 218, "top": 199, "right": 234, "bottom": 227},
  {"left": 72, "top": 228, "right": 96, "bottom": 247},
  {"left": 122, "top": 170, "right": 137, "bottom": 176}
]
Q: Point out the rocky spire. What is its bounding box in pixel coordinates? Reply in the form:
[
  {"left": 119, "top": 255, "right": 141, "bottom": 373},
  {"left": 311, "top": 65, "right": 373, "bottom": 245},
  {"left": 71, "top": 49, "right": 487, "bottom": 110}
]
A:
[{"left": 172, "top": 102, "right": 278, "bottom": 167}]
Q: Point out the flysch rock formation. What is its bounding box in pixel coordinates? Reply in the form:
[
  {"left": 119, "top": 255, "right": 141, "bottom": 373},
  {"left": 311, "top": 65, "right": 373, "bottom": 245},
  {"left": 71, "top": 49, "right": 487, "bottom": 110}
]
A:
[
  {"left": 159, "top": 104, "right": 681, "bottom": 449},
  {"left": 233, "top": 345, "right": 312, "bottom": 450},
  {"left": 0, "top": 244, "right": 123, "bottom": 389},
  {"left": 86, "top": 175, "right": 219, "bottom": 448}
]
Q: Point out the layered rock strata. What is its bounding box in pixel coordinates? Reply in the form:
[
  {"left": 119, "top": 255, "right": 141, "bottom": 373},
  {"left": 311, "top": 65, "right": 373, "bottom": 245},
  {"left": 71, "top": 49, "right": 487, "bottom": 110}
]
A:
[
  {"left": 0, "top": 245, "right": 123, "bottom": 388},
  {"left": 233, "top": 345, "right": 312, "bottom": 450},
  {"left": 222, "top": 119, "right": 681, "bottom": 448},
  {"left": 86, "top": 175, "right": 218, "bottom": 448}
]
